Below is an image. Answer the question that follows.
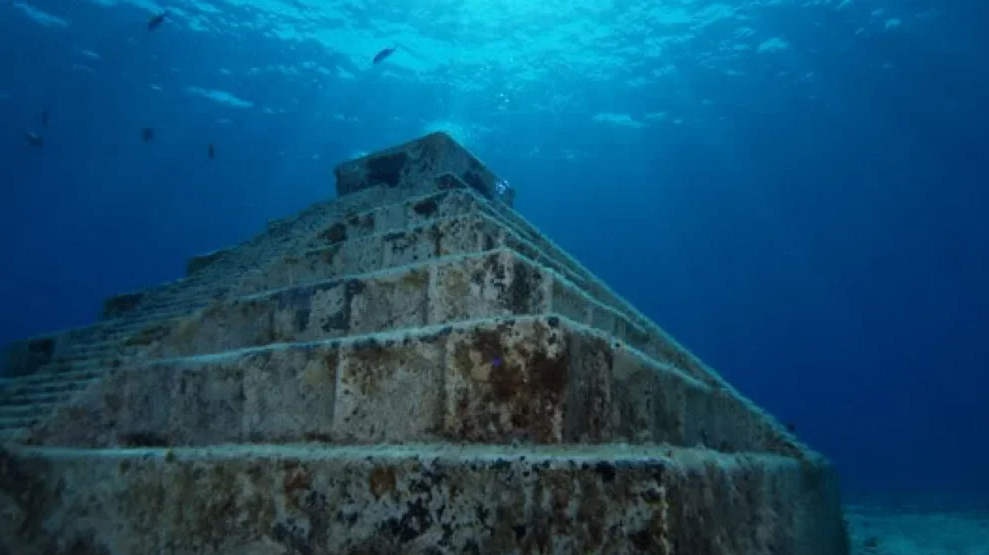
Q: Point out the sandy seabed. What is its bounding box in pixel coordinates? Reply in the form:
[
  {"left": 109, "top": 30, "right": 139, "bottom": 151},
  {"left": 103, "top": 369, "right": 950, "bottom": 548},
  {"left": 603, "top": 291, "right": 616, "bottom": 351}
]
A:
[{"left": 846, "top": 502, "right": 989, "bottom": 555}]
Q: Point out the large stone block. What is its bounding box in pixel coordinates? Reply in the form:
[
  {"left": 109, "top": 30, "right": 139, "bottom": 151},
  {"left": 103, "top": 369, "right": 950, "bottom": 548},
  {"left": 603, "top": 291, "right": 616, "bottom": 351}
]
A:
[
  {"left": 24, "top": 316, "right": 802, "bottom": 457},
  {"left": 334, "top": 132, "right": 516, "bottom": 207},
  {"left": 0, "top": 444, "right": 848, "bottom": 555}
]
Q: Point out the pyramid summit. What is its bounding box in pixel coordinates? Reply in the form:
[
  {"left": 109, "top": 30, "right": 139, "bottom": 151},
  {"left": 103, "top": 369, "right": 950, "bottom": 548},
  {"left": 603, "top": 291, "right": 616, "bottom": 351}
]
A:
[{"left": 0, "top": 132, "right": 849, "bottom": 554}]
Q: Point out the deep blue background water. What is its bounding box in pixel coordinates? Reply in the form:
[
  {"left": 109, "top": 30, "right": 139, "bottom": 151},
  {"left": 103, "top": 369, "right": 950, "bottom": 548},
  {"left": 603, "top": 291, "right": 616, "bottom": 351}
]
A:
[{"left": 1, "top": 0, "right": 987, "bottom": 501}]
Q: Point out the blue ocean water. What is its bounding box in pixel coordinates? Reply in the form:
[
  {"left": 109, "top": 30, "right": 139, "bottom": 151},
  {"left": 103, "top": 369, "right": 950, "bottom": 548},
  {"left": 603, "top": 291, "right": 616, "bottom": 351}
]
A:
[{"left": 1, "top": 0, "right": 987, "bottom": 549}]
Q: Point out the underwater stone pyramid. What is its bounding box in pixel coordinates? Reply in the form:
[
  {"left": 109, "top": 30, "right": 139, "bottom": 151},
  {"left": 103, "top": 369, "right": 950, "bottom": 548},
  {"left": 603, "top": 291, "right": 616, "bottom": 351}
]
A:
[{"left": 0, "top": 132, "right": 849, "bottom": 555}]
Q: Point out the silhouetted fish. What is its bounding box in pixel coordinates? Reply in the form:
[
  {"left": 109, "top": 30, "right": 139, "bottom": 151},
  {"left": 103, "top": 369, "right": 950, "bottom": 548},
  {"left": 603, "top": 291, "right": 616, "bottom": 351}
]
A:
[
  {"left": 372, "top": 47, "right": 396, "bottom": 64},
  {"left": 140, "top": 127, "right": 156, "bottom": 143},
  {"left": 25, "top": 131, "right": 43, "bottom": 147},
  {"left": 41, "top": 108, "right": 49, "bottom": 127},
  {"left": 147, "top": 11, "right": 166, "bottom": 31},
  {"left": 208, "top": 143, "right": 215, "bottom": 159}
]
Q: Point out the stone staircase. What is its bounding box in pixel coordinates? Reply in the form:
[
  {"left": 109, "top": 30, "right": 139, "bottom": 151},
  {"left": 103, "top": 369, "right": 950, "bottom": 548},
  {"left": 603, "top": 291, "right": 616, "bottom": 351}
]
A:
[
  {"left": 0, "top": 132, "right": 849, "bottom": 555},
  {"left": 0, "top": 170, "right": 463, "bottom": 441}
]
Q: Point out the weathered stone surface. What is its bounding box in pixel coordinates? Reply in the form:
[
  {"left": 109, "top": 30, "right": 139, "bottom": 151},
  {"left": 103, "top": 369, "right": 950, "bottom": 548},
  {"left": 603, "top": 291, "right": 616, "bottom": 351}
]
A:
[
  {"left": 334, "top": 132, "right": 516, "bottom": 207},
  {"left": 185, "top": 247, "right": 232, "bottom": 276},
  {"left": 102, "top": 291, "right": 145, "bottom": 319},
  {"left": 0, "top": 132, "right": 849, "bottom": 554},
  {"left": 125, "top": 250, "right": 553, "bottom": 361},
  {"left": 0, "top": 444, "right": 848, "bottom": 555},
  {"left": 25, "top": 316, "right": 803, "bottom": 459}
]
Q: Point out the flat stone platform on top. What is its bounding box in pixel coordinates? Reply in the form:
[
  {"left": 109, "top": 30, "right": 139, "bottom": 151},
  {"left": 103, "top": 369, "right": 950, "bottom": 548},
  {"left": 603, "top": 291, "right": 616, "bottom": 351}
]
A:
[{"left": 0, "top": 131, "right": 849, "bottom": 554}]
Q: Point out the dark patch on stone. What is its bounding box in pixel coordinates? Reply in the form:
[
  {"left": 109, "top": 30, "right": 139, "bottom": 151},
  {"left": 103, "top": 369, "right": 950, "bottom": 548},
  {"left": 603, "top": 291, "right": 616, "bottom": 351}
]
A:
[
  {"left": 303, "top": 432, "right": 333, "bottom": 443},
  {"left": 474, "top": 503, "right": 491, "bottom": 526},
  {"left": 507, "top": 260, "right": 539, "bottom": 313},
  {"left": 186, "top": 249, "right": 228, "bottom": 277},
  {"left": 283, "top": 464, "right": 312, "bottom": 496},
  {"left": 528, "top": 348, "right": 570, "bottom": 401},
  {"left": 369, "top": 466, "right": 396, "bottom": 500},
  {"left": 336, "top": 509, "right": 359, "bottom": 528},
  {"left": 103, "top": 292, "right": 145, "bottom": 318},
  {"left": 118, "top": 431, "right": 170, "bottom": 447},
  {"left": 429, "top": 225, "right": 443, "bottom": 257},
  {"left": 124, "top": 323, "right": 171, "bottom": 347},
  {"left": 346, "top": 279, "right": 366, "bottom": 297},
  {"left": 412, "top": 198, "right": 438, "bottom": 217},
  {"left": 434, "top": 172, "right": 466, "bottom": 191},
  {"left": 271, "top": 519, "right": 313, "bottom": 555},
  {"left": 319, "top": 245, "right": 340, "bottom": 266},
  {"left": 352, "top": 337, "right": 383, "bottom": 352},
  {"left": 25, "top": 338, "right": 54, "bottom": 357},
  {"left": 594, "top": 461, "right": 616, "bottom": 483},
  {"left": 294, "top": 307, "right": 311, "bottom": 333},
  {"left": 367, "top": 152, "right": 408, "bottom": 187},
  {"left": 383, "top": 231, "right": 405, "bottom": 244},
  {"left": 380, "top": 498, "right": 433, "bottom": 544},
  {"left": 318, "top": 222, "right": 347, "bottom": 244},
  {"left": 320, "top": 280, "right": 362, "bottom": 334},
  {"left": 0, "top": 448, "right": 53, "bottom": 543},
  {"left": 65, "top": 535, "right": 111, "bottom": 555}
]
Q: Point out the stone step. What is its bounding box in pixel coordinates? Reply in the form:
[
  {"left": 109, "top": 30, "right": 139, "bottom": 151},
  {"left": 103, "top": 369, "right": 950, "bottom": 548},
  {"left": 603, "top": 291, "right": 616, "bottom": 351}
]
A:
[
  {"left": 1, "top": 391, "right": 73, "bottom": 407},
  {"left": 0, "top": 367, "right": 103, "bottom": 387},
  {"left": 0, "top": 442, "right": 847, "bottom": 555},
  {"left": 130, "top": 247, "right": 552, "bottom": 358},
  {"left": 0, "top": 402, "right": 59, "bottom": 420},
  {"left": 75, "top": 191, "right": 472, "bottom": 362},
  {"left": 228, "top": 210, "right": 711, "bottom": 383},
  {"left": 54, "top": 349, "right": 115, "bottom": 362},
  {"left": 4, "top": 378, "right": 99, "bottom": 398},
  {"left": 121, "top": 249, "right": 702, "bottom": 387},
  {"left": 100, "top": 185, "right": 433, "bottom": 322},
  {"left": 0, "top": 415, "right": 38, "bottom": 430},
  {"left": 233, "top": 213, "right": 510, "bottom": 297},
  {"left": 35, "top": 359, "right": 105, "bottom": 375},
  {"left": 303, "top": 188, "right": 483, "bottom": 251},
  {"left": 0, "top": 427, "right": 25, "bottom": 443},
  {"left": 28, "top": 315, "right": 799, "bottom": 459},
  {"left": 318, "top": 184, "right": 711, "bottom": 397}
]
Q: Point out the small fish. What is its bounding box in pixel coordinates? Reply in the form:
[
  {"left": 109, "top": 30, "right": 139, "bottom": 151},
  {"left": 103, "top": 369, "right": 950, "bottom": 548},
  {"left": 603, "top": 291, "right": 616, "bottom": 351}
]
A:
[
  {"left": 147, "top": 11, "right": 166, "bottom": 31},
  {"left": 785, "top": 421, "right": 797, "bottom": 433},
  {"left": 41, "top": 108, "right": 49, "bottom": 127},
  {"left": 140, "top": 127, "right": 156, "bottom": 143},
  {"left": 372, "top": 47, "right": 396, "bottom": 64},
  {"left": 25, "top": 131, "right": 43, "bottom": 147},
  {"left": 207, "top": 142, "right": 215, "bottom": 159}
]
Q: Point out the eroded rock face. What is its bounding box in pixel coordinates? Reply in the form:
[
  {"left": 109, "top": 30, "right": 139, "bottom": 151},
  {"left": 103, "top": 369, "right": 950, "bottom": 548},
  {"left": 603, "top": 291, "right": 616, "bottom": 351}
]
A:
[
  {"left": 25, "top": 316, "right": 803, "bottom": 461},
  {"left": 334, "top": 133, "right": 515, "bottom": 207},
  {"left": 0, "top": 444, "right": 847, "bottom": 555},
  {"left": 0, "top": 132, "right": 849, "bottom": 554}
]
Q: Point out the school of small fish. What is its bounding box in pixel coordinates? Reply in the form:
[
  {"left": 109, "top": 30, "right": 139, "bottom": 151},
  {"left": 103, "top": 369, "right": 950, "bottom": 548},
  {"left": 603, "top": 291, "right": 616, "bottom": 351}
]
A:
[{"left": 23, "top": 11, "right": 399, "bottom": 160}]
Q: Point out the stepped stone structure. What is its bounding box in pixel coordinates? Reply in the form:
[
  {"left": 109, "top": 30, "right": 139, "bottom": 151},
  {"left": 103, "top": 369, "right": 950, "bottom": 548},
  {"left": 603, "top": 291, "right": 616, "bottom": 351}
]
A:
[{"left": 0, "top": 132, "right": 849, "bottom": 554}]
